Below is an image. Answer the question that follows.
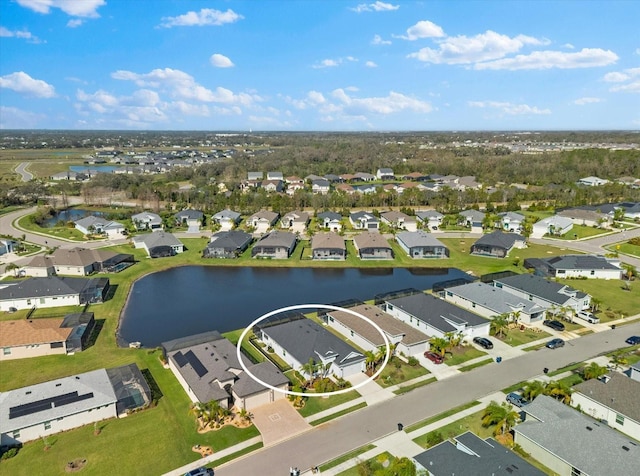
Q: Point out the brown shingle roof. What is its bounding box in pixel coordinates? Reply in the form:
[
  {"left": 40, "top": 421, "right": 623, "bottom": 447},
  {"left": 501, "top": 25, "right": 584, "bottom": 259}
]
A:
[
  {"left": 353, "top": 231, "right": 390, "bottom": 250},
  {"left": 0, "top": 319, "right": 72, "bottom": 347},
  {"left": 311, "top": 232, "right": 345, "bottom": 251}
]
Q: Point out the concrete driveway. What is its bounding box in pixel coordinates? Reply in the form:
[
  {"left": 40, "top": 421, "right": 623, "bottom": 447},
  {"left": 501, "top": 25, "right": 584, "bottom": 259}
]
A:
[{"left": 250, "top": 399, "right": 311, "bottom": 447}]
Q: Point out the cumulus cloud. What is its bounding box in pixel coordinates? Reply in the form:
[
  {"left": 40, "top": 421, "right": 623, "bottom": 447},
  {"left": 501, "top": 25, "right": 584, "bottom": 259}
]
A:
[
  {"left": 331, "top": 89, "right": 432, "bottom": 115},
  {"left": 210, "top": 53, "right": 234, "bottom": 68},
  {"left": 0, "top": 71, "right": 55, "bottom": 98},
  {"left": 17, "top": 0, "right": 105, "bottom": 17},
  {"left": 573, "top": 97, "right": 602, "bottom": 105},
  {"left": 365, "top": 61, "right": 378, "bottom": 68},
  {"left": 312, "top": 57, "right": 358, "bottom": 69},
  {"left": 397, "top": 20, "right": 445, "bottom": 40},
  {"left": 159, "top": 8, "right": 243, "bottom": 28},
  {"left": 0, "top": 26, "right": 42, "bottom": 43},
  {"left": 408, "top": 30, "right": 543, "bottom": 64},
  {"left": 468, "top": 100, "right": 551, "bottom": 115},
  {"left": 67, "top": 19, "right": 83, "bottom": 28},
  {"left": 351, "top": 2, "right": 399, "bottom": 13},
  {"left": 474, "top": 48, "right": 618, "bottom": 70},
  {"left": 606, "top": 68, "right": 640, "bottom": 93},
  {"left": 371, "top": 34, "right": 391, "bottom": 45}
]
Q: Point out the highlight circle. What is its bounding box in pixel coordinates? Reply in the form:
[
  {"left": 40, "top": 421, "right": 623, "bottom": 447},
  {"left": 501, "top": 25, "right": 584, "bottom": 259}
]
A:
[{"left": 237, "top": 304, "right": 391, "bottom": 397}]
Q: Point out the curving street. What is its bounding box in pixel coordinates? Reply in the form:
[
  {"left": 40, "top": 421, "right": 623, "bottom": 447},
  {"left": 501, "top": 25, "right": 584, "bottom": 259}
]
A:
[{"left": 14, "top": 162, "right": 34, "bottom": 182}]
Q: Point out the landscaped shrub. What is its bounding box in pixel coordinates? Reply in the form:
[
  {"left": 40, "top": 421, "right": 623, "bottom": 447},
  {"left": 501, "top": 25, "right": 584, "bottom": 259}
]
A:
[
  {"left": 425, "top": 431, "right": 444, "bottom": 448},
  {"left": 407, "top": 356, "right": 419, "bottom": 367},
  {"left": 0, "top": 447, "right": 19, "bottom": 460}
]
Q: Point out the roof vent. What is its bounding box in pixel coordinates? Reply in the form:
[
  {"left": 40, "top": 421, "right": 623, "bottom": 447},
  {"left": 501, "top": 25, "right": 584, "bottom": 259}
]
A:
[
  {"left": 26, "top": 391, "right": 32, "bottom": 395},
  {"left": 56, "top": 383, "right": 61, "bottom": 387},
  {"left": 75, "top": 376, "right": 80, "bottom": 379},
  {"left": 586, "top": 426, "right": 593, "bottom": 431},
  {"left": 622, "top": 446, "right": 630, "bottom": 451}
]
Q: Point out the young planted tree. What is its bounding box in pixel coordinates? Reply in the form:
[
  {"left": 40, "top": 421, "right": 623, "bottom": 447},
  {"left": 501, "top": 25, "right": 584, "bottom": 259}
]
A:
[
  {"left": 490, "top": 314, "right": 509, "bottom": 338},
  {"left": 481, "top": 401, "right": 520, "bottom": 436},
  {"left": 429, "top": 336, "right": 448, "bottom": 357},
  {"left": 543, "top": 381, "right": 573, "bottom": 404},
  {"left": 581, "top": 362, "right": 608, "bottom": 380},
  {"left": 521, "top": 380, "right": 546, "bottom": 402}
]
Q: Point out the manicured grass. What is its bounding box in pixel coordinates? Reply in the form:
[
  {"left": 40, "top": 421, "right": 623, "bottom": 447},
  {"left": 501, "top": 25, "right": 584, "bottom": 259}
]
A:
[
  {"left": 310, "top": 402, "right": 368, "bottom": 426},
  {"left": 557, "top": 278, "right": 640, "bottom": 319},
  {"left": 502, "top": 381, "right": 527, "bottom": 394},
  {"left": 209, "top": 442, "right": 263, "bottom": 468},
  {"left": 404, "top": 400, "right": 482, "bottom": 433},
  {"left": 493, "top": 327, "right": 551, "bottom": 347},
  {"left": 551, "top": 225, "right": 609, "bottom": 240},
  {"left": 444, "top": 346, "right": 487, "bottom": 366},
  {"left": 375, "top": 356, "right": 429, "bottom": 388},
  {"left": 319, "top": 444, "right": 376, "bottom": 472},
  {"left": 17, "top": 215, "right": 87, "bottom": 241},
  {"left": 523, "top": 342, "right": 548, "bottom": 352},
  {"left": 335, "top": 452, "right": 395, "bottom": 476},
  {"left": 0, "top": 205, "right": 25, "bottom": 216},
  {"left": 413, "top": 409, "right": 494, "bottom": 448},
  {"left": 459, "top": 358, "right": 494, "bottom": 372},
  {"left": 612, "top": 242, "right": 640, "bottom": 258},
  {"left": 297, "top": 390, "right": 361, "bottom": 417},
  {"left": 393, "top": 376, "right": 437, "bottom": 395},
  {"left": 557, "top": 373, "right": 585, "bottom": 387},
  {"left": 547, "top": 361, "right": 585, "bottom": 377}
]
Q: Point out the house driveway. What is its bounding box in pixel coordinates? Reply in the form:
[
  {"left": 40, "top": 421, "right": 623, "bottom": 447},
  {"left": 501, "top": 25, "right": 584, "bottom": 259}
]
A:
[{"left": 250, "top": 399, "right": 311, "bottom": 447}]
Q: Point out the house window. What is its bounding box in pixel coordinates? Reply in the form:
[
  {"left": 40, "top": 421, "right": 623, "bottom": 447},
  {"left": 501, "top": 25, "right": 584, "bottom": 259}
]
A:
[
  {"left": 328, "top": 316, "right": 334, "bottom": 322},
  {"left": 40, "top": 298, "right": 45, "bottom": 304},
  {"left": 3, "top": 348, "right": 10, "bottom": 355},
  {"left": 472, "top": 303, "right": 476, "bottom": 308},
  {"left": 446, "top": 291, "right": 453, "bottom": 297},
  {"left": 495, "top": 283, "right": 503, "bottom": 288},
  {"left": 590, "top": 270, "right": 595, "bottom": 275},
  {"left": 350, "top": 330, "right": 354, "bottom": 337},
  {"left": 44, "top": 421, "right": 51, "bottom": 430},
  {"left": 282, "top": 350, "right": 286, "bottom": 357},
  {"left": 387, "top": 304, "right": 394, "bottom": 311},
  {"left": 571, "top": 468, "right": 582, "bottom": 476},
  {"left": 27, "top": 299, "right": 31, "bottom": 305},
  {"left": 557, "top": 269, "right": 565, "bottom": 274},
  {"left": 529, "top": 294, "right": 533, "bottom": 301},
  {"left": 616, "top": 414, "right": 625, "bottom": 425}
]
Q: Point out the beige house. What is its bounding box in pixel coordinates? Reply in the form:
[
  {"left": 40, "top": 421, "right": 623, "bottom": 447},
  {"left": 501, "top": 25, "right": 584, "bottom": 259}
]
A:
[{"left": 0, "top": 319, "right": 72, "bottom": 360}]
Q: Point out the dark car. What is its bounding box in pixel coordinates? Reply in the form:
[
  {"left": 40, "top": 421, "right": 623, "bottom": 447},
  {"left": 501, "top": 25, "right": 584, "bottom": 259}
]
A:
[
  {"left": 424, "top": 351, "right": 444, "bottom": 364},
  {"left": 543, "top": 319, "right": 566, "bottom": 332},
  {"left": 626, "top": 336, "right": 640, "bottom": 345},
  {"left": 546, "top": 338, "right": 565, "bottom": 349},
  {"left": 506, "top": 392, "right": 528, "bottom": 407},
  {"left": 184, "top": 467, "right": 214, "bottom": 476},
  {"left": 473, "top": 337, "right": 494, "bottom": 349}
]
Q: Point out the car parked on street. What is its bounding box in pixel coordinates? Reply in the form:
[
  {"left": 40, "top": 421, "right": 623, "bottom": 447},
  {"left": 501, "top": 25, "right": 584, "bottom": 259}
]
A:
[
  {"left": 576, "top": 311, "right": 599, "bottom": 324},
  {"left": 506, "top": 392, "right": 528, "bottom": 407},
  {"left": 543, "top": 319, "right": 566, "bottom": 332},
  {"left": 626, "top": 336, "right": 640, "bottom": 345},
  {"left": 184, "top": 467, "right": 214, "bottom": 476},
  {"left": 546, "top": 338, "right": 565, "bottom": 349},
  {"left": 473, "top": 336, "right": 494, "bottom": 349},
  {"left": 424, "top": 351, "right": 444, "bottom": 364}
]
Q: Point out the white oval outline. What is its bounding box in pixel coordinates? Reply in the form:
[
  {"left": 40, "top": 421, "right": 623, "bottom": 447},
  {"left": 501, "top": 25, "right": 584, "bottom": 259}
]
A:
[{"left": 237, "top": 304, "right": 391, "bottom": 397}]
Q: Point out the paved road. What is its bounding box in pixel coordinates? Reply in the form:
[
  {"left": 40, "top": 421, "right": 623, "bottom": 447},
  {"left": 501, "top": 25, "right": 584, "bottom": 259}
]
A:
[
  {"left": 14, "top": 162, "right": 34, "bottom": 181},
  {"left": 216, "top": 320, "right": 640, "bottom": 475}
]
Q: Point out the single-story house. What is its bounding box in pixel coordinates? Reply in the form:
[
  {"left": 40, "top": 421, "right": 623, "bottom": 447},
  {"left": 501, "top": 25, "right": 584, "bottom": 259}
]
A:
[
  {"left": 350, "top": 211, "right": 379, "bottom": 230},
  {"left": 280, "top": 211, "right": 310, "bottom": 233},
  {"left": 247, "top": 171, "right": 263, "bottom": 181},
  {"left": 131, "top": 211, "right": 163, "bottom": 231},
  {"left": 161, "top": 331, "right": 288, "bottom": 411},
  {"left": 317, "top": 211, "right": 343, "bottom": 232},
  {"left": 0, "top": 276, "right": 110, "bottom": 311},
  {"left": 470, "top": 231, "right": 526, "bottom": 258},
  {"left": 266, "top": 171, "right": 283, "bottom": 181},
  {"left": 383, "top": 292, "right": 490, "bottom": 340},
  {"left": 530, "top": 216, "right": 573, "bottom": 239},
  {"left": 396, "top": 231, "right": 449, "bottom": 259},
  {"left": 74, "top": 215, "right": 125, "bottom": 239},
  {"left": 23, "top": 247, "right": 134, "bottom": 277},
  {"left": 311, "top": 179, "right": 331, "bottom": 194},
  {"left": 311, "top": 232, "right": 346, "bottom": 260},
  {"left": 262, "top": 179, "right": 284, "bottom": 193},
  {"left": 572, "top": 373, "right": 640, "bottom": 441},
  {"left": 459, "top": 209, "right": 486, "bottom": 232},
  {"left": 577, "top": 176, "right": 609, "bottom": 186},
  {"left": 493, "top": 273, "right": 591, "bottom": 314},
  {"left": 353, "top": 232, "right": 393, "bottom": 260},
  {"left": 557, "top": 208, "right": 612, "bottom": 228},
  {"left": 0, "top": 364, "right": 150, "bottom": 446},
  {"left": 380, "top": 211, "right": 418, "bottom": 231},
  {"left": 413, "top": 431, "right": 545, "bottom": 476},
  {"left": 498, "top": 212, "right": 525, "bottom": 233},
  {"left": 354, "top": 172, "right": 376, "bottom": 182},
  {"left": 203, "top": 230, "right": 253, "bottom": 258},
  {"left": 514, "top": 395, "right": 638, "bottom": 476},
  {"left": 174, "top": 209, "right": 204, "bottom": 227},
  {"left": 443, "top": 282, "right": 546, "bottom": 325},
  {"left": 257, "top": 317, "right": 365, "bottom": 379},
  {"left": 326, "top": 304, "right": 429, "bottom": 357},
  {"left": 247, "top": 211, "right": 280, "bottom": 233},
  {"left": 402, "top": 172, "right": 429, "bottom": 181},
  {"left": 251, "top": 231, "right": 297, "bottom": 259},
  {"left": 133, "top": 231, "right": 184, "bottom": 258},
  {"left": 376, "top": 168, "right": 394, "bottom": 180},
  {"left": 0, "top": 238, "right": 17, "bottom": 256},
  {"left": 415, "top": 210, "right": 444, "bottom": 231},
  {"left": 212, "top": 209, "right": 242, "bottom": 231},
  {"left": 524, "top": 254, "right": 622, "bottom": 280}
]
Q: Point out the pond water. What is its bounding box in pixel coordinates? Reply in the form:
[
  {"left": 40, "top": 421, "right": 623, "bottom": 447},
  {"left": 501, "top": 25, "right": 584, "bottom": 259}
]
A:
[
  {"left": 69, "top": 165, "right": 119, "bottom": 173},
  {"left": 42, "top": 209, "right": 103, "bottom": 227},
  {"left": 117, "top": 266, "right": 472, "bottom": 347}
]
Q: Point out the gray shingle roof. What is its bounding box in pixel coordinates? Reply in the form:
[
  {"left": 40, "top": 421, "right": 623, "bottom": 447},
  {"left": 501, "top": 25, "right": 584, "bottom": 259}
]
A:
[
  {"left": 249, "top": 210, "right": 279, "bottom": 224},
  {"left": 460, "top": 209, "right": 486, "bottom": 221},
  {"left": 311, "top": 232, "right": 345, "bottom": 251},
  {"left": 175, "top": 209, "right": 204, "bottom": 220},
  {"left": 133, "top": 231, "right": 183, "bottom": 249},
  {"left": 212, "top": 209, "right": 241, "bottom": 221},
  {"left": 232, "top": 362, "right": 289, "bottom": 398},
  {"left": 207, "top": 230, "right": 252, "bottom": 251},
  {"left": 446, "top": 282, "right": 544, "bottom": 315},
  {"left": 396, "top": 231, "right": 446, "bottom": 249},
  {"left": 0, "top": 276, "right": 91, "bottom": 300},
  {"left": 546, "top": 254, "right": 621, "bottom": 271},
  {"left": 573, "top": 372, "right": 640, "bottom": 423},
  {"left": 350, "top": 211, "right": 378, "bottom": 222},
  {"left": 516, "top": 395, "right": 639, "bottom": 476},
  {"left": 415, "top": 210, "right": 443, "bottom": 221},
  {"left": 494, "top": 273, "right": 587, "bottom": 305},
  {"left": 353, "top": 231, "right": 390, "bottom": 250},
  {"left": 473, "top": 231, "right": 525, "bottom": 250},
  {"left": 317, "top": 211, "right": 342, "bottom": 221},
  {"left": 254, "top": 230, "right": 297, "bottom": 248}
]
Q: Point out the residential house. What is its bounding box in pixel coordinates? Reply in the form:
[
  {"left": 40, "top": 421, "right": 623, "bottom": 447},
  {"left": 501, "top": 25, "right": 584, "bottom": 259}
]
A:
[
  {"left": 266, "top": 171, "right": 283, "bottom": 181},
  {"left": 133, "top": 231, "right": 184, "bottom": 258},
  {"left": 323, "top": 174, "right": 342, "bottom": 183},
  {"left": 50, "top": 171, "right": 81, "bottom": 181},
  {"left": 261, "top": 179, "right": 284, "bottom": 193},
  {"left": 285, "top": 176, "right": 304, "bottom": 185},
  {"left": 402, "top": 172, "right": 429, "bottom": 181},
  {"left": 457, "top": 176, "right": 482, "bottom": 190},
  {"left": 630, "top": 362, "right": 640, "bottom": 382},
  {"left": 354, "top": 183, "right": 378, "bottom": 194},
  {"left": 494, "top": 273, "right": 591, "bottom": 314},
  {"left": 317, "top": 211, "right": 343, "bottom": 232},
  {"left": 247, "top": 210, "right": 280, "bottom": 233},
  {"left": 413, "top": 431, "right": 545, "bottom": 476},
  {"left": 577, "top": 176, "right": 609, "bottom": 186},
  {"left": 257, "top": 317, "right": 365, "bottom": 379},
  {"left": 524, "top": 254, "right": 622, "bottom": 280},
  {"left": 614, "top": 201, "right": 640, "bottom": 220},
  {"left": 572, "top": 373, "right": 640, "bottom": 441},
  {"left": 470, "top": 231, "right": 526, "bottom": 258},
  {"left": 530, "top": 216, "right": 573, "bottom": 239},
  {"left": 251, "top": 231, "right": 297, "bottom": 259},
  {"left": 311, "top": 179, "right": 331, "bottom": 194},
  {"left": 376, "top": 168, "right": 395, "bottom": 180},
  {"left": 131, "top": 211, "right": 163, "bottom": 231},
  {"left": 212, "top": 209, "right": 242, "bottom": 231},
  {"left": 161, "top": 331, "right": 288, "bottom": 411},
  {"left": 174, "top": 210, "right": 204, "bottom": 233},
  {"left": 247, "top": 171, "right": 263, "bottom": 181},
  {"left": 0, "top": 365, "right": 150, "bottom": 446},
  {"left": 384, "top": 292, "right": 490, "bottom": 340},
  {"left": 311, "top": 232, "right": 346, "bottom": 260},
  {"left": 0, "top": 276, "right": 110, "bottom": 311},
  {"left": 326, "top": 304, "right": 429, "bottom": 357},
  {"left": 23, "top": 247, "right": 133, "bottom": 277},
  {"left": 74, "top": 215, "right": 125, "bottom": 239},
  {"left": 353, "top": 232, "right": 393, "bottom": 260},
  {"left": 459, "top": 209, "right": 486, "bottom": 232},
  {"left": 339, "top": 173, "right": 357, "bottom": 183},
  {"left": 354, "top": 172, "right": 376, "bottom": 182},
  {"left": 514, "top": 395, "right": 638, "bottom": 476},
  {"left": 558, "top": 208, "right": 612, "bottom": 228},
  {"left": 443, "top": 282, "right": 546, "bottom": 325},
  {"left": 0, "top": 238, "right": 16, "bottom": 256},
  {"left": 415, "top": 210, "right": 444, "bottom": 231},
  {"left": 396, "top": 182, "right": 427, "bottom": 194},
  {"left": 203, "top": 231, "right": 253, "bottom": 258},
  {"left": 380, "top": 211, "right": 418, "bottom": 231},
  {"left": 335, "top": 183, "right": 356, "bottom": 194},
  {"left": 285, "top": 181, "right": 305, "bottom": 195},
  {"left": 349, "top": 211, "right": 379, "bottom": 230},
  {"left": 396, "top": 231, "right": 449, "bottom": 259},
  {"left": 305, "top": 174, "right": 325, "bottom": 182},
  {"left": 280, "top": 211, "right": 310, "bottom": 234},
  {"left": 498, "top": 211, "right": 525, "bottom": 233}
]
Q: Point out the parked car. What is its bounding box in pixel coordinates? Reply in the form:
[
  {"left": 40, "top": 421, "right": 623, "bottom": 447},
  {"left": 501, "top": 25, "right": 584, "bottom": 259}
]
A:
[
  {"left": 506, "top": 392, "right": 528, "bottom": 407},
  {"left": 473, "top": 337, "right": 494, "bottom": 349},
  {"left": 424, "top": 351, "right": 444, "bottom": 364},
  {"left": 543, "top": 319, "right": 566, "bottom": 332},
  {"left": 546, "top": 338, "right": 565, "bottom": 349},
  {"left": 626, "top": 336, "right": 640, "bottom": 345},
  {"left": 184, "top": 467, "right": 214, "bottom": 476},
  {"left": 576, "top": 311, "right": 600, "bottom": 324}
]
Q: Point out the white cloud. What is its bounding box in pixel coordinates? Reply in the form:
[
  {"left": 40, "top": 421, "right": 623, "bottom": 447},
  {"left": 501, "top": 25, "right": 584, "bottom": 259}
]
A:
[
  {"left": 371, "top": 34, "right": 391, "bottom": 45},
  {"left": 331, "top": 89, "right": 432, "bottom": 115},
  {"left": 573, "top": 97, "right": 602, "bottom": 105},
  {"left": 475, "top": 48, "right": 618, "bottom": 70},
  {"left": 636, "top": 48, "right": 640, "bottom": 55},
  {"left": 67, "top": 19, "right": 83, "bottom": 28},
  {"left": 610, "top": 81, "right": 640, "bottom": 93},
  {"left": 0, "top": 71, "right": 55, "bottom": 98},
  {"left": 408, "top": 30, "right": 543, "bottom": 64},
  {"left": 603, "top": 71, "right": 630, "bottom": 82},
  {"left": 398, "top": 20, "right": 445, "bottom": 41},
  {"left": 0, "top": 106, "right": 45, "bottom": 128},
  {"left": 159, "top": 8, "right": 243, "bottom": 28},
  {"left": 312, "top": 57, "right": 358, "bottom": 69},
  {"left": 210, "top": 53, "right": 234, "bottom": 68},
  {"left": 351, "top": 2, "right": 399, "bottom": 13},
  {"left": 365, "top": 61, "right": 378, "bottom": 68},
  {"left": 564, "top": 43, "right": 575, "bottom": 49},
  {"left": 603, "top": 68, "right": 640, "bottom": 91},
  {"left": 17, "top": 0, "right": 105, "bottom": 18},
  {"left": 0, "top": 26, "right": 42, "bottom": 43},
  {"left": 468, "top": 100, "right": 551, "bottom": 115}
]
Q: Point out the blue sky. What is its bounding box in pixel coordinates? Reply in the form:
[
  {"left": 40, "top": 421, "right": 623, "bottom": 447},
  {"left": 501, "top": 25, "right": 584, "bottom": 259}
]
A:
[{"left": 1, "top": 0, "right": 638, "bottom": 131}]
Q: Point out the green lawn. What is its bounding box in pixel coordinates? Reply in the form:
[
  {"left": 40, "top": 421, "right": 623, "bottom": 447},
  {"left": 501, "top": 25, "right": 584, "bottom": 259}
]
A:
[
  {"left": 404, "top": 400, "right": 482, "bottom": 433},
  {"left": 297, "top": 390, "right": 361, "bottom": 417},
  {"left": 459, "top": 358, "right": 494, "bottom": 372},
  {"left": 558, "top": 278, "right": 640, "bottom": 318},
  {"left": 611, "top": 242, "right": 640, "bottom": 258},
  {"left": 413, "top": 409, "right": 494, "bottom": 448},
  {"left": 493, "top": 327, "right": 551, "bottom": 347},
  {"left": 375, "top": 357, "right": 429, "bottom": 388},
  {"left": 17, "top": 215, "right": 88, "bottom": 241},
  {"left": 393, "top": 377, "right": 437, "bottom": 395},
  {"left": 444, "top": 346, "right": 487, "bottom": 366},
  {"left": 310, "top": 402, "right": 368, "bottom": 426},
  {"left": 319, "top": 444, "right": 376, "bottom": 472},
  {"left": 551, "top": 225, "right": 610, "bottom": 240}
]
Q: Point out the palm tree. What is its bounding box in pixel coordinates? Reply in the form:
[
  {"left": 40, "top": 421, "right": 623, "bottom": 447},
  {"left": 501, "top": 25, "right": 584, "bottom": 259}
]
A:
[
  {"left": 590, "top": 297, "right": 602, "bottom": 313},
  {"left": 364, "top": 351, "right": 377, "bottom": 374},
  {"left": 610, "top": 350, "right": 628, "bottom": 370},
  {"left": 490, "top": 314, "right": 509, "bottom": 338},
  {"left": 300, "top": 358, "right": 318, "bottom": 384},
  {"left": 481, "top": 401, "right": 520, "bottom": 436},
  {"left": 188, "top": 402, "right": 207, "bottom": 430},
  {"left": 429, "top": 336, "right": 448, "bottom": 357},
  {"left": 582, "top": 362, "right": 608, "bottom": 380},
  {"left": 544, "top": 380, "right": 573, "bottom": 404},
  {"left": 521, "top": 380, "right": 545, "bottom": 402}
]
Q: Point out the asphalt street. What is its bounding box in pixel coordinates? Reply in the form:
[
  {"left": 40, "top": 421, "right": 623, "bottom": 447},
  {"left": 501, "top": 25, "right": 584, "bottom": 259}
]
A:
[{"left": 14, "top": 162, "right": 34, "bottom": 182}]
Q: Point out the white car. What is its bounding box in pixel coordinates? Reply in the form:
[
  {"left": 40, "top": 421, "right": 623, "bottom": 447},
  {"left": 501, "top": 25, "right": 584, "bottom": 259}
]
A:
[{"left": 576, "top": 311, "right": 600, "bottom": 324}]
